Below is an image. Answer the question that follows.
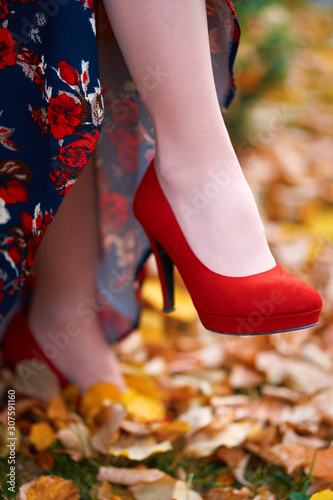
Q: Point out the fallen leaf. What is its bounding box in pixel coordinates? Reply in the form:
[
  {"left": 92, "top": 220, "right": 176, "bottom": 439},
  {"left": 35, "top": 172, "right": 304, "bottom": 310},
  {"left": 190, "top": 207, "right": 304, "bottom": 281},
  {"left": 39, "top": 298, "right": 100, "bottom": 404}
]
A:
[
  {"left": 57, "top": 420, "right": 93, "bottom": 460},
  {"left": 177, "top": 405, "right": 213, "bottom": 434},
  {"left": 120, "top": 419, "right": 151, "bottom": 435},
  {"left": 184, "top": 422, "right": 254, "bottom": 457},
  {"left": 90, "top": 404, "right": 127, "bottom": 454},
  {"left": 306, "top": 447, "right": 333, "bottom": 480},
  {"left": 256, "top": 352, "right": 333, "bottom": 394},
  {"left": 229, "top": 364, "right": 264, "bottom": 389},
  {"left": 97, "top": 465, "right": 165, "bottom": 485},
  {"left": 90, "top": 481, "right": 114, "bottom": 500},
  {"left": 46, "top": 396, "right": 72, "bottom": 423},
  {"left": 35, "top": 450, "right": 55, "bottom": 470},
  {"left": 25, "top": 475, "right": 80, "bottom": 499},
  {"left": 80, "top": 383, "right": 123, "bottom": 418},
  {"left": 206, "top": 486, "right": 252, "bottom": 500},
  {"left": 107, "top": 435, "right": 172, "bottom": 460},
  {"left": 129, "top": 475, "right": 176, "bottom": 500},
  {"left": 28, "top": 422, "right": 56, "bottom": 451},
  {"left": 153, "top": 419, "right": 190, "bottom": 443},
  {"left": 121, "top": 388, "right": 166, "bottom": 422}
]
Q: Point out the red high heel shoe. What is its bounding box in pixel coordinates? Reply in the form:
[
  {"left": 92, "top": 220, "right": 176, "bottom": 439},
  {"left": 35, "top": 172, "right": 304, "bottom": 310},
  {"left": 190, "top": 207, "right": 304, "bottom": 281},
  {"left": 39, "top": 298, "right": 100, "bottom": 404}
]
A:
[
  {"left": 2, "top": 308, "right": 70, "bottom": 388},
  {"left": 133, "top": 160, "right": 322, "bottom": 335}
]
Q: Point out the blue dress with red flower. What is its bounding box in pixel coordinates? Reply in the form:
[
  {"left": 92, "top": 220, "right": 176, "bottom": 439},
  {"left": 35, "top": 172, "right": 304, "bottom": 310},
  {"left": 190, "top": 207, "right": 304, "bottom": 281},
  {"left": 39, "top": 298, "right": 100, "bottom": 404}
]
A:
[{"left": 0, "top": 0, "right": 240, "bottom": 339}]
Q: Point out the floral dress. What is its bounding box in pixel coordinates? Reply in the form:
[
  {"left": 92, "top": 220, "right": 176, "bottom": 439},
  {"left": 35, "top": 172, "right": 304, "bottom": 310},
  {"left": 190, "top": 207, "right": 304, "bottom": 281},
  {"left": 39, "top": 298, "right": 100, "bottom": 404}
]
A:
[{"left": 0, "top": 0, "right": 240, "bottom": 342}]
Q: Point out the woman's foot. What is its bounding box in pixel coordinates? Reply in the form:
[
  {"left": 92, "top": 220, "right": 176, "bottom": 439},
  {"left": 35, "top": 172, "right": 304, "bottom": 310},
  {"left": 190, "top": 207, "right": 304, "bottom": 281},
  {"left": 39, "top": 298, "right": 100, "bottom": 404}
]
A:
[
  {"left": 27, "top": 305, "right": 126, "bottom": 392},
  {"left": 155, "top": 133, "right": 276, "bottom": 278}
]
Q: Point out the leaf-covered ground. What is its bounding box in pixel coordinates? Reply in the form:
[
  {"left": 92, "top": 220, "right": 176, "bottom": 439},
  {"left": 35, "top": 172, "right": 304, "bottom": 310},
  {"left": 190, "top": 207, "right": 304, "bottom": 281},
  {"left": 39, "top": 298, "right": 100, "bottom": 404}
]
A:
[{"left": 1, "top": 1, "right": 333, "bottom": 499}]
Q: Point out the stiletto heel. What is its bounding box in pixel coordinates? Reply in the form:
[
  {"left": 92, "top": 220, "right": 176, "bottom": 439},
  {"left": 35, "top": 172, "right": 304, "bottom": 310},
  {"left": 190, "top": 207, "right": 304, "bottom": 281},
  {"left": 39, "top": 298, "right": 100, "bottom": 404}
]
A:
[
  {"left": 148, "top": 236, "right": 175, "bottom": 312},
  {"left": 134, "top": 159, "right": 322, "bottom": 335}
]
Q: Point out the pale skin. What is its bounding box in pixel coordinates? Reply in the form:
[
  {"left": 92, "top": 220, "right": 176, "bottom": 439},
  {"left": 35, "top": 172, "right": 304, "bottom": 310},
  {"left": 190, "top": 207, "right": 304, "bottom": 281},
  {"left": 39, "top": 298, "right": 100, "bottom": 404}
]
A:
[{"left": 28, "top": 0, "right": 276, "bottom": 390}]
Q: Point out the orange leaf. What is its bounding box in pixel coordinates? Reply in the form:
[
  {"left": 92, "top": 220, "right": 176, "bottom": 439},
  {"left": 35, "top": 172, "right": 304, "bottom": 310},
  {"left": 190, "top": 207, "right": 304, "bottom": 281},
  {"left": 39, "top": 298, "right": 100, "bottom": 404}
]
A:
[{"left": 26, "top": 475, "right": 79, "bottom": 499}]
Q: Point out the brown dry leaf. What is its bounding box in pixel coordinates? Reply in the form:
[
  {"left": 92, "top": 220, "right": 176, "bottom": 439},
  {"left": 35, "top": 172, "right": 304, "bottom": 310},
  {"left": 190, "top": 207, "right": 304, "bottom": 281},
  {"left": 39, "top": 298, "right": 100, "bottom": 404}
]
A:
[
  {"left": 129, "top": 475, "right": 176, "bottom": 500},
  {"left": 121, "top": 419, "right": 151, "bottom": 436},
  {"left": 57, "top": 420, "right": 93, "bottom": 461},
  {"left": 305, "top": 446, "right": 333, "bottom": 480},
  {"left": 177, "top": 405, "right": 213, "bottom": 434},
  {"left": 28, "top": 422, "right": 56, "bottom": 451},
  {"left": 46, "top": 396, "right": 72, "bottom": 423},
  {"left": 35, "top": 450, "right": 55, "bottom": 470},
  {"left": 260, "top": 385, "right": 300, "bottom": 402},
  {"left": 206, "top": 486, "right": 252, "bottom": 500},
  {"left": 12, "top": 361, "right": 61, "bottom": 402},
  {"left": 253, "top": 486, "right": 276, "bottom": 500},
  {"left": 229, "top": 364, "right": 264, "bottom": 389},
  {"left": 216, "top": 446, "right": 246, "bottom": 468},
  {"left": 62, "top": 384, "right": 80, "bottom": 408},
  {"left": 90, "top": 403, "right": 126, "bottom": 454},
  {"left": 224, "top": 335, "right": 270, "bottom": 366},
  {"left": 24, "top": 475, "right": 80, "bottom": 499},
  {"left": 90, "top": 481, "right": 114, "bottom": 500},
  {"left": 80, "top": 382, "right": 123, "bottom": 418},
  {"left": 107, "top": 435, "right": 172, "bottom": 460},
  {"left": 121, "top": 387, "right": 166, "bottom": 422},
  {"left": 129, "top": 475, "right": 203, "bottom": 500},
  {"left": 97, "top": 465, "right": 165, "bottom": 485},
  {"left": 184, "top": 422, "right": 255, "bottom": 458},
  {"left": 267, "top": 443, "right": 310, "bottom": 474},
  {"left": 311, "top": 387, "right": 333, "bottom": 424},
  {"left": 256, "top": 352, "right": 333, "bottom": 394}
]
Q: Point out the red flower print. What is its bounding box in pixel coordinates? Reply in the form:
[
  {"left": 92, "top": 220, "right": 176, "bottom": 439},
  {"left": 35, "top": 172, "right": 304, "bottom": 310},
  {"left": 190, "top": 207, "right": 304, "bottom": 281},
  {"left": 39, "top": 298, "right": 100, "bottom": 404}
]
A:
[
  {"left": 48, "top": 93, "right": 82, "bottom": 140},
  {"left": 27, "top": 233, "right": 42, "bottom": 267},
  {"left": 0, "top": 181, "right": 28, "bottom": 204},
  {"left": 58, "top": 131, "right": 99, "bottom": 169},
  {"left": 112, "top": 98, "right": 139, "bottom": 125},
  {"left": 58, "top": 61, "right": 79, "bottom": 86},
  {"left": 101, "top": 193, "right": 129, "bottom": 229},
  {"left": 0, "top": 0, "right": 9, "bottom": 19},
  {"left": 0, "top": 28, "right": 16, "bottom": 70},
  {"left": 109, "top": 128, "right": 138, "bottom": 173},
  {"left": 80, "top": 0, "right": 93, "bottom": 10},
  {"left": 21, "top": 211, "right": 33, "bottom": 234},
  {"left": 8, "top": 247, "right": 21, "bottom": 264}
]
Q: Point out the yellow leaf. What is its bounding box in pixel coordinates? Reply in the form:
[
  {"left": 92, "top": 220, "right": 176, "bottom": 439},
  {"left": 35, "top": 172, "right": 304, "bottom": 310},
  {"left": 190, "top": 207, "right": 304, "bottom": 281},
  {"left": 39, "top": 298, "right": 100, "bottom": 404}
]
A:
[
  {"left": 80, "top": 382, "right": 123, "bottom": 418},
  {"left": 28, "top": 422, "right": 55, "bottom": 451},
  {"left": 121, "top": 387, "right": 166, "bottom": 422},
  {"left": 139, "top": 308, "right": 166, "bottom": 344},
  {"left": 310, "top": 491, "right": 333, "bottom": 500},
  {"left": 26, "top": 475, "right": 79, "bottom": 499},
  {"left": 141, "top": 277, "right": 197, "bottom": 322},
  {"left": 123, "top": 374, "right": 163, "bottom": 400}
]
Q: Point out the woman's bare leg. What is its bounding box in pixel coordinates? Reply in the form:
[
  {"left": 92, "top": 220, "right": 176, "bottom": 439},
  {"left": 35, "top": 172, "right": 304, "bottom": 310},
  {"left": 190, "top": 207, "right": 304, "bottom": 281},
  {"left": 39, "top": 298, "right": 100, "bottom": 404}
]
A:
[
  {"left": 103, "top": 0, "right": 275, "bottom": 277},
  {"left": 28, "top": 157, "right": 125, "bottom": 391}
]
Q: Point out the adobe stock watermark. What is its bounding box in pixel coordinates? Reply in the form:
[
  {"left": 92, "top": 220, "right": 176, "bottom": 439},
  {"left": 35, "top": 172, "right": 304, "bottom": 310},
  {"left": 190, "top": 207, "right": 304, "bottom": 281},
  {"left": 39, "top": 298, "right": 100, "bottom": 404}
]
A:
[
  {"left": 16, "top": 268, "right": 135, "bottom": 386},
  {"left": 178, "top": 158, "right": 240, "bottom": 221}
]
